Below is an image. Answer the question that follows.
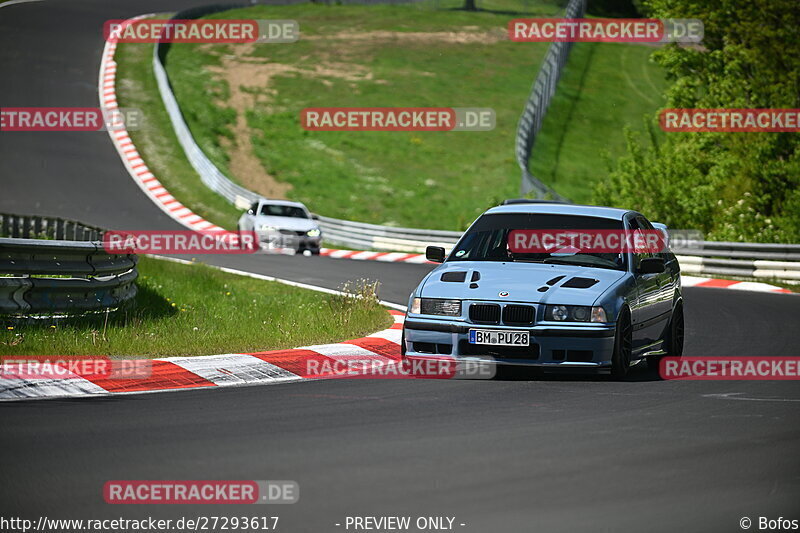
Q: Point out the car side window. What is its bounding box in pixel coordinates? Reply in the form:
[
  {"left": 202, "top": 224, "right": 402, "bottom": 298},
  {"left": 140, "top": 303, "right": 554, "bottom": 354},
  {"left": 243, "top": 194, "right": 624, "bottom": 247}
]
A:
[
  {"left": 627, "top": 216, "right": 653, "bottom": 270},
  {"left": 635, "top": 216, "right": 667, "bottom": 261},
  {"left": 247, "top": 202, "right": 259, "bottom": 215}
]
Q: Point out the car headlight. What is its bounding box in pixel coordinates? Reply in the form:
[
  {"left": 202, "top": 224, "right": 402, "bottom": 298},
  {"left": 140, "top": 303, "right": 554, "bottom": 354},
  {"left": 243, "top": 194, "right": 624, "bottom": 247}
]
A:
[
  {"left": 306, "top": 229, "right": 321, "bottom": 237},
  {"left": 412, "top": 298, "right": 461, "bottom": 316},
  {"left": 259, "top": 225, "right": 277, "bottom": 232},
  {"left": 545, "top": 305, "right": 607, "bottom": 323}
]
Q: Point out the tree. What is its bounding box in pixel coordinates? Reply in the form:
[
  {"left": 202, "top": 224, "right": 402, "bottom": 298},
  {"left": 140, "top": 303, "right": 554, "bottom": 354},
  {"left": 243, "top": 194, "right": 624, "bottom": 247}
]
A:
[{"left": 595, "top": 0, "right": 800, "bottom": 242}]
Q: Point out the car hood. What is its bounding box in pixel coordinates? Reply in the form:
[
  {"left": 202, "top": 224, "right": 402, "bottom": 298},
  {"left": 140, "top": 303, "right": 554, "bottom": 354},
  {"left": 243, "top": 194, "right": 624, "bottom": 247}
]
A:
[
  {"left": 253, "top": 215, "right": 317, "bottom": 232},
  {"left": 420, "top": 261, "right": 627, "bottom": 306}
]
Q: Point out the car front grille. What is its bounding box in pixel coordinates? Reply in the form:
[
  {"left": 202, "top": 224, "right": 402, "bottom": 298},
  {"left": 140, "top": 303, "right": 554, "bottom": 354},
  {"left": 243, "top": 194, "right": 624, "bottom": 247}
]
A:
[
  {"left": 502, "top": 305, "right": 535, "bottom": 325},
  {"left": 469, "top": 303, "right": 535, "bottom": 326},
  {"left": 469, "top": 304, "right": 501, "bottom": 324}
]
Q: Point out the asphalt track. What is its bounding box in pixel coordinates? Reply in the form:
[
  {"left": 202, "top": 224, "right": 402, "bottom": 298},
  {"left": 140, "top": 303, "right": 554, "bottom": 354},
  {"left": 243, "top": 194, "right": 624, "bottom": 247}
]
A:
[{"left": 1, "top": 2, "right": 799, "bottom": 532}]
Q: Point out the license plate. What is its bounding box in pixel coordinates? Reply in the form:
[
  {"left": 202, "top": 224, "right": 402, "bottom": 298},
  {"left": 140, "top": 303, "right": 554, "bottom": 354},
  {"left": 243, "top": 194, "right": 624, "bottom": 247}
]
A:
[{"left": 469, "top": 329, "right": 529, "bottom": 346}]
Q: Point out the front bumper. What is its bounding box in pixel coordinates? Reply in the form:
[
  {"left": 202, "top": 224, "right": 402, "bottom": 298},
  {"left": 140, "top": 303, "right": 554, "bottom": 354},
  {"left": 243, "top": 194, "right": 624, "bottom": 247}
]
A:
[
  {"left": 256, "top": 230, "right": 321, "bottom": 252},
  {"left": 403, "top": 318, "right": 616, "bottom": 367}
]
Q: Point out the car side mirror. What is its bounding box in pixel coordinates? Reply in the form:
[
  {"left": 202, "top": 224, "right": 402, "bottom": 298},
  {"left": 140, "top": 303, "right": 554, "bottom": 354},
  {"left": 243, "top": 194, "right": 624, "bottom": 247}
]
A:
[
  {"left": 311, "top": 214, "right": 319, "bottom": 220},
  {"left": 426, "top": 246, "right": 446, "bottom": 263},
  {"left": 638, "top": 257, "right": 665, "bottom": 274}
]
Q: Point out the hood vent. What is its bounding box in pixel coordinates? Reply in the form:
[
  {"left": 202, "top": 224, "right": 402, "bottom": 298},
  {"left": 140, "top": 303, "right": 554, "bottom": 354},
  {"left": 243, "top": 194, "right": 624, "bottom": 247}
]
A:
[
  {"left": 546, "top": 275, "right": 565, "bottom": 286},
  {"left": 441, "top": 271, "right": 467, "bottom": 282},
  {"left": 471, "top": 271, "right": 481, "bottom": 282},
  {"left": 561, "top": 277, "right": 599, "bottom": 289}
]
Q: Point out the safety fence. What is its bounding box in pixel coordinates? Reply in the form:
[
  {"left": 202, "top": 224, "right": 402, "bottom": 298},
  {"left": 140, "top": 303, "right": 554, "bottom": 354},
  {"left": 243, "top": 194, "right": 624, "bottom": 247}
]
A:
[
  {"left": 514, "top": 0, "right": 586, "bottom": 199},
  {"left": 0, "top": 214, "right": 138, "bottom": 315},
  {"left": 673, "top": 242, "right": 800, "bottom": 282}
]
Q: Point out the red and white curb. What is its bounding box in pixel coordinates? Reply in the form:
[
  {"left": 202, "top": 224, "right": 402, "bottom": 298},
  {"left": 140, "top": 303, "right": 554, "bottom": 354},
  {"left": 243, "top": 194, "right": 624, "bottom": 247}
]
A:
[
  {"left": 99, "top": 17, "right": 792, "bottom": 296},
  {"left": 0, "top": 312, "right": 405, "bottom": 401},
  {"left": 680, "top": 275, "right": 791, "bottom": 294},
  {"left": 319, "top": 249, "right": 431, "bottom": 264}
]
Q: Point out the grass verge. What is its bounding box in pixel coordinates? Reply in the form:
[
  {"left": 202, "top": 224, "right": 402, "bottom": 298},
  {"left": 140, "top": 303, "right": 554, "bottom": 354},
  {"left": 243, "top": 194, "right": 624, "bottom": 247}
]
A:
[
  {"left": 115, "top": 4, "right": 666, "bottom": 231},
  {"left": 0, "top": 256, "right": 391, "bottom": 357},
  {"left": 529, "top": 42, "right": 668, "bottom": 203},
  {"left": 157, "top": 3, "right": 562, "bottom": 231}
]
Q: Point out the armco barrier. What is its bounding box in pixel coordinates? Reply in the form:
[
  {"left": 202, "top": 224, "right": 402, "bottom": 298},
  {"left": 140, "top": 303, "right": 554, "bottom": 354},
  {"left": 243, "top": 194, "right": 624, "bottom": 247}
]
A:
[
  {"left": 0, "top": 214, "right": 138, "bottom": 315},
  {"left": 0, "top": 212, "right": 104, "bottom": 241},
  {"left": 673, "top": 242, "right": 800, "bottom": 282},
  {"left": 316, "top": 215, "right": 461, "bottom": 253},
  {"left": 318, "top": 216, "right": 800, "bottom": 283},
  {"left": 153, "top": 4, "right": 260, "bottom": 211}
]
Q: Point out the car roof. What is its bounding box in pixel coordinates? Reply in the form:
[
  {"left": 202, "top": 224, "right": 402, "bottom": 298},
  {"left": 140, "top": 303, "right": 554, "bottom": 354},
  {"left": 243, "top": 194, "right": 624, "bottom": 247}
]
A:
[
  {"left": 486, "top": 202, "right": 632, "bottom": 221},
  {"left": 258, "top": 198, "right": 308, "bottom": 209}
]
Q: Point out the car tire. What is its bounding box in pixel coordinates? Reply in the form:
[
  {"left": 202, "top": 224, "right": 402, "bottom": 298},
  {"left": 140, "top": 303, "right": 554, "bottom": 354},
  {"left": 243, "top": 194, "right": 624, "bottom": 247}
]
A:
[
  {"left": 400, "top": 328, "right": 406, "bottom": 357},
  {"left": 611, "top": 308, "right": 633, "bottom": 380},
  {"left": 665, "top": 302, "right": 684, "bottom": 358}
]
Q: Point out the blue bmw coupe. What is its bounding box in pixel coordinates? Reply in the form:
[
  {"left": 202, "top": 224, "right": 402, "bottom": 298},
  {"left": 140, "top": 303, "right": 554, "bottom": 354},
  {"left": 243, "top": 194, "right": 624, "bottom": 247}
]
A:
[{"left": 402, "top": 201, "right": 684, "bottom": 378}]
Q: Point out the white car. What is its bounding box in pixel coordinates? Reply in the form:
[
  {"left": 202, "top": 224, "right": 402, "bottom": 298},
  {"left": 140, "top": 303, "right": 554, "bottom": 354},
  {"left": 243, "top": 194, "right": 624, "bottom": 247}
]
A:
[{"left": 238, "top": 199, "right": 322, "bottom": 254}]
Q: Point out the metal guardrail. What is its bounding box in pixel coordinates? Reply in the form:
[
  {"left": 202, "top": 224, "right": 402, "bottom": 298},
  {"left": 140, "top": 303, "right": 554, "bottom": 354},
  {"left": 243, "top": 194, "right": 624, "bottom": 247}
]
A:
[
  {"left": 154, "top": 4, "right": 261, "bottom": 211},
  {"left": 674, "top": 242, "right": 800, "bottom": 282},
  {"left": 316, "top": 216, "right": 462, "bottom": 253},
  {"left": 0, "top": 214, "right": 138, "bottom": 315},
  {"left": 515, "top": 0, "right": 586, "bottom": 199},
  {"left": 318, "top": 216, "right": 800, "bottom": 282},
  {"left": 0, "top": 212, "right": 105, "bottom": 241}
]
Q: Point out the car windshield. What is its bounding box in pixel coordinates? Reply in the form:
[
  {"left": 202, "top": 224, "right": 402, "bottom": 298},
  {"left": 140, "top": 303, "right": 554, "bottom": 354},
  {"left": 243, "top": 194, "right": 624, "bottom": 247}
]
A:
[
  {"left": 448, "top": 213, "right": 626, "bottom": 270},
  {"left": 260, "top": 204, "right": 308, "bottom": 219}
]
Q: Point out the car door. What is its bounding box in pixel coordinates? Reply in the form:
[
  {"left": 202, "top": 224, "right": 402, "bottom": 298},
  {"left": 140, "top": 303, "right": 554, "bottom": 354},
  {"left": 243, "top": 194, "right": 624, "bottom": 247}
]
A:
[
  {"left": 636, "top": 215, "right": 675, "bottom": 339},
  {"left": 626, "top": 215, "right": 662, "bottom": 351}
]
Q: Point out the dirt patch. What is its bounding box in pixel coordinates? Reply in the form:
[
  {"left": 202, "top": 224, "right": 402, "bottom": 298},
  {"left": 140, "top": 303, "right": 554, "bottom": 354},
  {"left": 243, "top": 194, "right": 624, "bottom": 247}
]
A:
[
  {"left": 200, "top": 27, "right": 499, "bottom": 198},
  {"left": 305, "top": 28, "right": 506, "bottom": 45},
  {"left": 205, "top": 46, "right": 291, "bottom": 199},
  {"left": 203, "top": 43, "right": 382, "bottom": 198}
]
